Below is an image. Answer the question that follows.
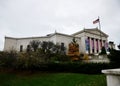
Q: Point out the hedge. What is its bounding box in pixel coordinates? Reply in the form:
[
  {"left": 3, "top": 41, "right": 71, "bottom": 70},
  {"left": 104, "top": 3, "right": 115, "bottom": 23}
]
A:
[{"left": 0, "top": 51, "right": 114, "bottom": 74}]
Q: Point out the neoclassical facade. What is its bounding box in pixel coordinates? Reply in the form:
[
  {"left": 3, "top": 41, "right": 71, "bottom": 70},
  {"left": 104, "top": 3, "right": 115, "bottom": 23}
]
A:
[{"left": 4, "top": 28, "right": 108, "bottom": 54}]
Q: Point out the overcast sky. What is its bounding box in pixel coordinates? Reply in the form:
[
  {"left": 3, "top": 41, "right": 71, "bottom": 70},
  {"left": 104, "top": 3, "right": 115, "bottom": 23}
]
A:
[{"left": 0, "top": 0, "right": 120, "bottom": 50}]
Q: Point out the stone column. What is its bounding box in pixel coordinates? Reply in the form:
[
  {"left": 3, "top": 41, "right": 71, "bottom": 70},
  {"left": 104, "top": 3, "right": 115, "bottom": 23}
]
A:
[
  {"left": 100, "top": 40, "right": 103, "bottom": 51},
  {"left": 89, "top": 37, "right": 92, "bottom": 54},
  {"left": 103, "top": 40, "right": 105, "bottom": 47},
  {"left": 94, "top": 38, "right": 96, "bottom": 53},
  {"left": 87, "top": 37, "right": 90, "bottom": 54},
  {"left": 98, "top": 39, "right": 101, "bottom": 53},
  {"left": 96, "top": 39, "right": 99, "bottom": 53},
  {"left": 101, "top": 40, "right": 103, "bottom": 47},
  {"left": 91, "top": 38, "right": 95, "bottom": 54},
  {"left": 102, "top": 40, "right": 104, "bottom": 47},
  {"left": 104, "top": 40, "right": 107, "bottom": 50}
]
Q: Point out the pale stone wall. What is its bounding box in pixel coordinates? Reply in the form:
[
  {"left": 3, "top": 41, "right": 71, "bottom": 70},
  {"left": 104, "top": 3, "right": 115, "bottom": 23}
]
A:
[
  {"left": 16, "top": 37, "right": 50, "bottom": 51},
  {"left": 4, "top": 33, "right": 82, "bottom": 54},
  {"left": 55, "top": 34, "right": 81, "bottom": 54},
  {"left": 80, "top": 36, "right": 86, "bottom": 53},
  {"left": 4, "top": 37, "right": 17, "bottom": 51},
  {"left": 72, "top": 32, "right": 86, "bottom": 53},
  {"left": 50, "top": 35, "right": 56, "bottom": 44}
]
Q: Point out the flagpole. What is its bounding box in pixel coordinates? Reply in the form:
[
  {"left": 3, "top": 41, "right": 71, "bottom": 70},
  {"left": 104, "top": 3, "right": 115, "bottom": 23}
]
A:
[
  {"left": 98, "top": 16, "right": 102, "bottom": 49},
  {"left": 98, "top": 16, "right": 101, "bottom": 31}
]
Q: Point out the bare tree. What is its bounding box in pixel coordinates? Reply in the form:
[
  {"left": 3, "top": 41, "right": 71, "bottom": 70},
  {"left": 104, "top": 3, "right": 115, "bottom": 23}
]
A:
[{"left": 29, "top": 40, "right": 41, "bottom": 52}]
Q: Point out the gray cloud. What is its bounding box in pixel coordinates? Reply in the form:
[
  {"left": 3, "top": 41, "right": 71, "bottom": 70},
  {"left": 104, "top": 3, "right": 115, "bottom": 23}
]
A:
[{"left": 0, "top": 0, "right": 120, "bottom": 50}]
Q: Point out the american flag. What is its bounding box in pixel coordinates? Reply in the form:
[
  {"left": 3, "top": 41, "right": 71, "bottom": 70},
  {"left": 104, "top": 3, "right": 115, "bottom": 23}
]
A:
[{"left": 93, "top": 18, "right": 99, "bottom": 24}]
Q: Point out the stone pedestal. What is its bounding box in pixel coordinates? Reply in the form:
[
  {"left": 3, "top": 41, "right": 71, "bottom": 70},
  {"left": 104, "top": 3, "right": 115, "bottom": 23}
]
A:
[{"left": 102, "top": 68, "right": 120, "bottom": 86}]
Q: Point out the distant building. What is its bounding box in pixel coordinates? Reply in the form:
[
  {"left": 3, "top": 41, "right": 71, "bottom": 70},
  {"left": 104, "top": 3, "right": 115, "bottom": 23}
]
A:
[
  {"left": 4, "top": 28, "right": 109, "bottom": 54},
  {"left": 108, "top": 41, "right": 115, "bottom": 50}
]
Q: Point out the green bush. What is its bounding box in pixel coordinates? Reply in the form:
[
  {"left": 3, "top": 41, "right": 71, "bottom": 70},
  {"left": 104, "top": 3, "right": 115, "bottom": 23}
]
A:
[
  {"left": 16, "top": 52, "right": 46, "bottom": 70},
  {"left": 38, "top": 62, "right": 111, "bottom": 74},
  {"left": 100, "top": 47, "right": 106, "bottom": 55},
  {"left": 51, "top": 54, "right": 70, "bottom": 62},
  {"left": 0, "top": 51, "right": 113, "bottom": 74},
  {"left": 108, "top": 49, "right": 120, "bottom": 67},
  {"left": 0, "top": 51, "right": 17, "bottom": 68}
]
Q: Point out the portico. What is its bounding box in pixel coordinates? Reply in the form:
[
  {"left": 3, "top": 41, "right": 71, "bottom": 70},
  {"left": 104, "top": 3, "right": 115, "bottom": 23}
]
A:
[
  {"left": 72, "top": 28, "right": 108, "bottom": 54},
  {"left": 86, "top": 37, "right": 107, "bottom": 54}
]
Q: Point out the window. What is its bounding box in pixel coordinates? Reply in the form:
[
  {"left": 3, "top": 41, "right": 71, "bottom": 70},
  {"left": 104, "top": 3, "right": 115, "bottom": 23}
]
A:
[
  {"left": 61, "top": 43, "right": 65, "bottom": 50},
  {"left": 27, "top": 45, "right": 31, "bottom": 52},
  {"left": 61, "top": 42, "right": 65, "bottom": 54},
  {"left": 20, "top": 45, "right": 23, "bottom": 52},
  {"left": 61, "top": 43, "right": 64, "bottom": 46}
]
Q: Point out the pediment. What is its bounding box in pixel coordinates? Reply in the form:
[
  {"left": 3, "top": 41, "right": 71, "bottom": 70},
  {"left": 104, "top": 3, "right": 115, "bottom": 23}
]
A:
[
  {"left": 84, "top": 28, "right": 108, "bottom": 37},
  {"left": 72, "top": 28, "right": 108, "bottom": 37}
]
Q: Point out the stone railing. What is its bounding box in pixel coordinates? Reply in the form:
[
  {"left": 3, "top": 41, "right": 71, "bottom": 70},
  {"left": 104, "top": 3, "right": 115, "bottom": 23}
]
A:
[
  {"left": 102, "top": 68, "right": 120, "bottom": 86},
  {"left": 83, "top": 55, "right": 110, "bottom": 63}
]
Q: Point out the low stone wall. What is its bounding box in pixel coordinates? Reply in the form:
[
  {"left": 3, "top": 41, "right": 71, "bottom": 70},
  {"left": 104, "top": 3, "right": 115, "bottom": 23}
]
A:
[
  {"left": 83, "top": 55, "right": 110, "bottom": 63},
  {"left": 102, "top": 68, "right": 120, "bottom": 86}
]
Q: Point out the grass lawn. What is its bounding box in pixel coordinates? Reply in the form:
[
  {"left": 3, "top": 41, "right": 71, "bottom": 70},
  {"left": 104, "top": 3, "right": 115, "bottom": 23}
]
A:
[{"left": 0, "top": 72, "right": 106, "bottom": 86}]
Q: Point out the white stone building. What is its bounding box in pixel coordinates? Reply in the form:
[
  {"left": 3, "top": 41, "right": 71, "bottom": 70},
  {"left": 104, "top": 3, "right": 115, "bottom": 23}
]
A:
[{"left": 4, "top": 28, "right": 108, "bottom": 54}]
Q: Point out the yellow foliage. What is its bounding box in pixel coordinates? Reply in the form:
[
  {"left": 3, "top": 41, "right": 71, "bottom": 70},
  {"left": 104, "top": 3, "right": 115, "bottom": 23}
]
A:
[
  {"left": 83, "top": 54, "right": 89, "bottom": 60},
  {"left": 68, "top": 42, "right": 80, "bottom": 61}
]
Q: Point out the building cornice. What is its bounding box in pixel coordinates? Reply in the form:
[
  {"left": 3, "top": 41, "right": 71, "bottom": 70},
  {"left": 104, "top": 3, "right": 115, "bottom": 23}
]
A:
[
  {"left": 5, "top": 32, "right": 81, "bottom": 40},
  {"left": 5, "top": 36, "right": 50, "bottom": 40}
]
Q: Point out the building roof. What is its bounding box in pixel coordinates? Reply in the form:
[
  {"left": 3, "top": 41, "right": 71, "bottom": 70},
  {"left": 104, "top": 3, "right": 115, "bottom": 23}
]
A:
[
  {"left": 52, "top": 32, "right": 80, "bottom": 38},
  {"left": 5, "top": 27, "right": 108, "bottom": 40},
  {"left": 5, "top": 35, "right": 50, "bottom": 40},
  {"left": 5, "top": 32, "right": 80, "bottom": 40}
]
